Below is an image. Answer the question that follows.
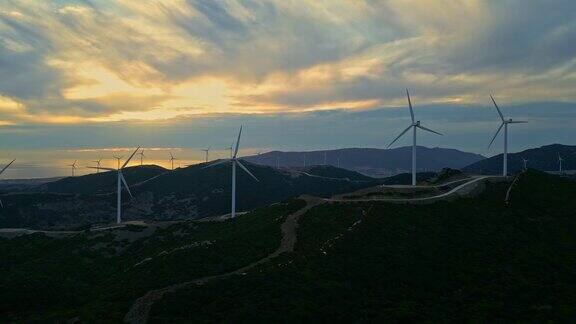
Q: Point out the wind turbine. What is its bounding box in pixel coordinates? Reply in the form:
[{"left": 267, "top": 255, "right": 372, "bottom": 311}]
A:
[
  {"left": 169, "top": 152, "right": 177, "bottom": 170},
  {"left": 522, "top": 157, "right": 528, "bottom": 171},
  {"left": 93, "top": 158, "right": 102, "bottom": 173},
  {"left": 204, "top": 126, "right": 259, "bottom": 218},
  {"left": 0, "top": 159, "right": 15, "bottom": 208},
  {"left": 138, "top": 149, "right": 145, "bottom": 166},
  {"left": 225, "top": 144, "right": 233, "bottom": 159},
  {"left": 337, "top": 153, "right": 342, "bottom": 168},
  {"left": 68, "top": 160, "right": 78, "bottom": 177},
  {"left": 202, "top": 146, "right": 211, "bottom": 163},
  {"left": 487, "top": 95, "right": 527, "bottom": 177},
  {"left": 558, "top": 154, "right": 564, "bottom": 173},
  {"left": 387, "top": 89, "right": 443, "bottom": 186},
  {"left": 88, "top": 147, "right": 140, "bottom": 224},
  {"left": 113, "top": 155, "right": 123, "bottom": 170}
]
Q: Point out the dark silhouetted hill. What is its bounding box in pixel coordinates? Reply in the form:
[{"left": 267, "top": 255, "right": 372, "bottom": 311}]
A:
[{"left": 463, "top": 144, "right": 576, "bottom": 175}]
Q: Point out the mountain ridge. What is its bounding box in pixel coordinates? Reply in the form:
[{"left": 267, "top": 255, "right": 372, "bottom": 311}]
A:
[{"left": 244, "top": 146, "right": 484, "bottom": 177}]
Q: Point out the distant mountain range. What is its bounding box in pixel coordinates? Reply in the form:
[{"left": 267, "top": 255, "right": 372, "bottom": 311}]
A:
[
  {"left": 0, "top": 163, "right": 380, "bottom": 229},
  {"left": 243, "top": 146, "right": 485, "bottom": 178},
  {"left": 463, "top": 144, "right": 576, "bottom": 175}
]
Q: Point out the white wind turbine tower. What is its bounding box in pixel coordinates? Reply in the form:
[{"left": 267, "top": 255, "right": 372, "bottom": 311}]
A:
[
  {"left": 558, "top": 154, "right": 563, "bottom": 173},
  {"left": 204, "top": 126, "right": 259, "bottom": 218},
  {"left": 487, "top": 95, "right": 527, "bottom": 177},
  {"left": 522, "top": 157, "right": 529, "bottom": 171},
  {"left": 93, "top": 158, "right": 102, "bottom": 173},
  {"left": 387, "top": 89, "right": 443, "bottom": 186},
  {"left": 0, "top": 159, "right": 15, "bottom": 208},
  {"left": 169, "top": 152, "right": 177, "bottom": 170},
  {"left": 138, "top": 149, "right": 145, "bottom": 166},
  {"left": 68, "top": 160, "right": 78, "bottom": 177},
  {"left": 88, "top": 147, "right": 140, "bottom": 224},
  {"left": 202, "top": 146, "right": 211, "bottom": 163}
]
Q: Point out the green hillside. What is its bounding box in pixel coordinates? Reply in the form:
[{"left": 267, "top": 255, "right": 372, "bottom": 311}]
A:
[
  {"left": 0, "top": 199, "right": 304, "bottom": 322},
  {"left": 0, "top": 162, "right": 379, "bottom": 229},
  {"left": 151, "top": 170, "right": 576, "bottom": 322}
]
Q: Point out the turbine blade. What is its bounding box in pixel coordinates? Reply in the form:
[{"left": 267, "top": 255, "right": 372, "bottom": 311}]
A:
[
  {"left": 417, "top": 125, "right": 443, "bottom": 136},
  {"left": 509, "top": 120, "right": 527, "bottom": 124},
  {"left": 120, "top": 172, "right": 133, "bottom": 198},
  {"left": 488, "top": 123, "right": 504, "bottom": 149},
  {"left": 233, "top": 125, "right": 243, "bottom": 158},
  {"left": 237, "top": 160, "right": 259, "bottom": 182},
  {"left": 202, "top": 159, "right": 231, "bottom": 169},
  {"left": 406, "top": 88, "right": 415, "bottom": 123},
  {"left": 387, "top": 125, "right": 412, "bottom": 148},
  {"left": 490, "top": 95, "right": 505, "bottom": 121},
  {"left": 122, "top": 146, "right": 141, "bottom": 169},
  {"left": 0, "top": 159, "right": 16, "bottom": 176}
]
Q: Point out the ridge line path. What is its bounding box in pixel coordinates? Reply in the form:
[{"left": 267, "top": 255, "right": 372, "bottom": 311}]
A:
[
  {"left": 124, "top": 195, "right": 323, "bottom": 324},
  {"left": 327, "top": 176, "right": 497, "bottom": 203}
]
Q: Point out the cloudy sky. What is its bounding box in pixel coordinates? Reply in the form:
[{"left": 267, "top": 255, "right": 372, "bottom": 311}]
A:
[{"left": 0, "top": 0, "right": 575, "bottom": 176}]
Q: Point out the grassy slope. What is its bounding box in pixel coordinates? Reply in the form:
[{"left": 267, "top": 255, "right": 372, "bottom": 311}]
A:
[
  {"left": 151, "top": 171, "right": 576, "bottom": 322},
  {"left": 0, "top": 199, "right": 305, "bottom": 322}
]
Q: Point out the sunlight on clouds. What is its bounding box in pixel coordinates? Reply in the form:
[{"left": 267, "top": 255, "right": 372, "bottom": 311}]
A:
[
  {"left": 60, "top": 62, "right": 153, "bottom": 99},
  {"left": 0, "top": 0, "right": 575, "bottom": 128}
]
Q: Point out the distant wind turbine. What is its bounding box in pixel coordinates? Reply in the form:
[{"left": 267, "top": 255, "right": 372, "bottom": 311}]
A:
[
  {"left": 138, "top": 149, "right": 145, "bottom": 166},
  {"left": 113, "top": 155, "right": 123, "bottom": 170},
  {"left": 337, "top": 153, "right": 342, "bottom": 168},
  {"left": 225, "top": 144, "right": 233, "bottom": 159},
  {"left": 202, "top": 146, "right": 211, "bottom": 163},
  {"left": 0, "top": 159, "right": 15, "bottom": 208},
  {"left": 93, "top": 158, "right": 102, "bottom": 173},
  {"left": 204, "top": 126, "right": 259, "bottom": 218},
  {"left": 487, "top": 95, "right": 527, "bottom": 177},
  {"left": 68, "top": 160, "right": 78, "bottom": 177},
  {"left": 522, "top": 157, "right": 528, "bottom": 171},
  {"left": 169, "top": 152, "right": 177, "bottom": 170},
  {"left": 88, "top": 147, "right": 140, "bottom": 224},
  {"left": 558, "top": 154, "right": 564, "bottom": 173},
  {"left": 387, "top": 89, "right": 443, "bottom": 186}
]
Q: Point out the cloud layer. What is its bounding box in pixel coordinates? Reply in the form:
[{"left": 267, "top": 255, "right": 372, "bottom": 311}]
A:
[{"left": 0, "top": 0, "right": 575, "bottom": 158}]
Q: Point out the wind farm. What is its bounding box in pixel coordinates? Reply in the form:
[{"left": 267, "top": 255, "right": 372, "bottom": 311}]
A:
[{"left": 0, "top": 1, "right": 575, "bottom": 323}]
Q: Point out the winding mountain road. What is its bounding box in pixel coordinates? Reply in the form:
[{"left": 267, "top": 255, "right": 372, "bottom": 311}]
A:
[
  {"left": 124, "top": 196, "right": 323, "bottom": 324},
  {"left": 124, "top": 176, "right": 500, "bottom": 323}
]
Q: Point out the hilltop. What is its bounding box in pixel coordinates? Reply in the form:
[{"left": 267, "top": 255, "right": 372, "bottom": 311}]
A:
[
  {"left": 0, "top": 162, "right": 379, "bottom": 230},
  {"left": 148, "top": 170, "right": 576, "bottom": 322}
]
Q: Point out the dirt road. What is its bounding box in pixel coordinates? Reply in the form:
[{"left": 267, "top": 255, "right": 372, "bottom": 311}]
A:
[{"left": 124, "top": 196, "right": 323, "bottom": 324}]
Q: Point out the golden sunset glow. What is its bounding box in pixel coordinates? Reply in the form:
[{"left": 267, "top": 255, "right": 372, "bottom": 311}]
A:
[{"left": 0, "top": 0, "right": 574, "bottom": 128}]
